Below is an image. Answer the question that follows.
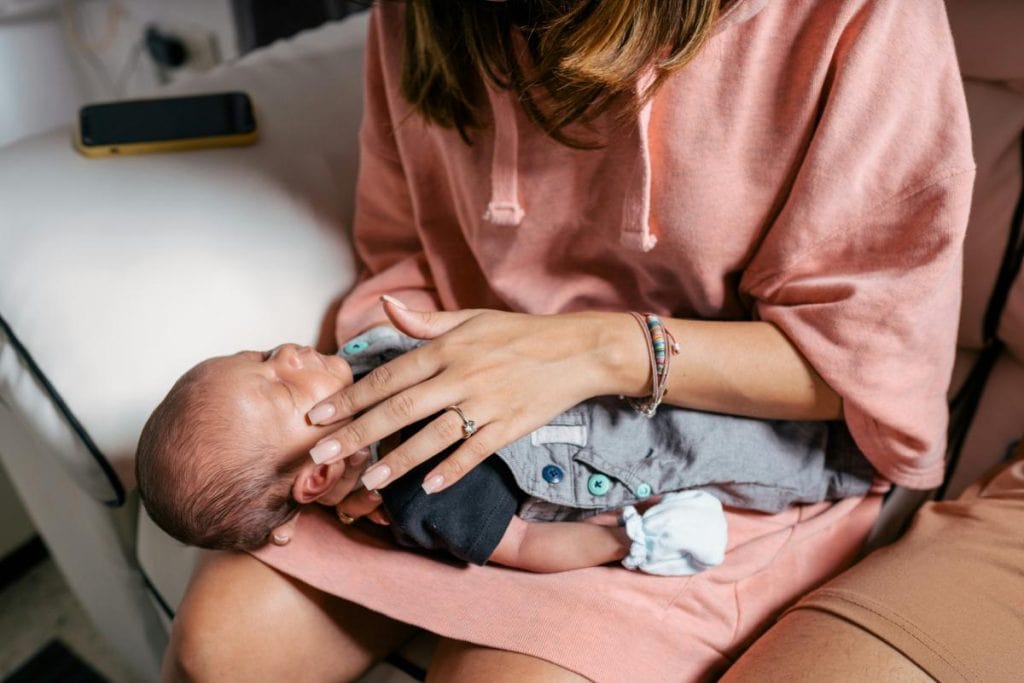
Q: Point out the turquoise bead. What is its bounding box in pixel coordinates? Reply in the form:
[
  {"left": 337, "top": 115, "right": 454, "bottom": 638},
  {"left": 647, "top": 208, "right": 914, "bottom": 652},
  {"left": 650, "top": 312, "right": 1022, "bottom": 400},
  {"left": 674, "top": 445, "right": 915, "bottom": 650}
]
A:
[
  {"left": 587, "top": 473, "right": 611, "bottom": 496},
  {"left": 343, "top": 340, "right": 369, "bottom": 354},
  {"left": 636, "top": 483, "right": 653, "bottom": 498}
]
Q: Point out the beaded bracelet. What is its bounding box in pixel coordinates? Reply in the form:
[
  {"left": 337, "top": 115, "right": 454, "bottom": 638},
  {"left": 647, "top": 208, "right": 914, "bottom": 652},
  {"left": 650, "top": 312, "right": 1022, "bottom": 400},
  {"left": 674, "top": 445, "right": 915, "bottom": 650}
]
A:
[{"left": 624, "top": 312, "right": 680, "bottom": 418}]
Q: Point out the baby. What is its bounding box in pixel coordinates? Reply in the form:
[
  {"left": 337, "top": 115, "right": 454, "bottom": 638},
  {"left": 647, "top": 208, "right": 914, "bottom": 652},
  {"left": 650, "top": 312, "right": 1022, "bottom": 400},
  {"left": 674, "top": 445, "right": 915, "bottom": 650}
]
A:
[{"left": 136, "top": 328, "right": 876, "bottom": 576}]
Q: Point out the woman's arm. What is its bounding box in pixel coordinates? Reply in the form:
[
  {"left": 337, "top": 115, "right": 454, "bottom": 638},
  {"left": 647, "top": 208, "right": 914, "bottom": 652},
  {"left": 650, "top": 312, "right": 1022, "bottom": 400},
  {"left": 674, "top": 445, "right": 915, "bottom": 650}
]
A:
[
  {"left": 599, "top": 314, "right": 843, "bottom": 421},
  {"left": 306, "top": 303, "right": 840, "bottom": 496}
]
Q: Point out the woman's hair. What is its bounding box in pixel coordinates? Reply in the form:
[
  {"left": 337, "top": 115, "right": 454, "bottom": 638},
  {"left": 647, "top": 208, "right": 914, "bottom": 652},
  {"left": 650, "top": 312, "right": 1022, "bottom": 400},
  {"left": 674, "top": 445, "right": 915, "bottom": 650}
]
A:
[
  {"left": 399, "top": 0, "right": 720, "bottom": 147},
  {"left": 135, "top": 365, "right": 304, "bottom": 552}
]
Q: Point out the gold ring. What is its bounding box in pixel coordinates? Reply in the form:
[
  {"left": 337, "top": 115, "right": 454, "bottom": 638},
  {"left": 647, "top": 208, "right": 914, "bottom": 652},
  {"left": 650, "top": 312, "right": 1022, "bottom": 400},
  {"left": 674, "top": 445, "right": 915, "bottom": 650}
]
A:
[
  {"left": 445, "top": 405, "right": 477, "bottom": 439},
  {"left": 337, "top": 510, "right": 356, "bottom": 525}
]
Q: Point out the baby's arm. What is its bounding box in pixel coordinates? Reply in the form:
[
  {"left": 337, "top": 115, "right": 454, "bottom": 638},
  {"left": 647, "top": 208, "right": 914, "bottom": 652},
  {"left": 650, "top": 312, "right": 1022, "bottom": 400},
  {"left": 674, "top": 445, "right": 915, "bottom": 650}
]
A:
[
  {"left": 490, "top": 491, "right": 729, "bottom": 576},
  {"left": 489, "top": 516, "right": 630, "bottom": 573}
]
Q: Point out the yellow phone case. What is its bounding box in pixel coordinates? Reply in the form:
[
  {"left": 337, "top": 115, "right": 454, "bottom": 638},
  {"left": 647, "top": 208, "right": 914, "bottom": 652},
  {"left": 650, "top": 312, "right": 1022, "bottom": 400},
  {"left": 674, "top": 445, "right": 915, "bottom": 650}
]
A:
[{"left": 73, "top": 113, "right": 259, "bottom": 158}]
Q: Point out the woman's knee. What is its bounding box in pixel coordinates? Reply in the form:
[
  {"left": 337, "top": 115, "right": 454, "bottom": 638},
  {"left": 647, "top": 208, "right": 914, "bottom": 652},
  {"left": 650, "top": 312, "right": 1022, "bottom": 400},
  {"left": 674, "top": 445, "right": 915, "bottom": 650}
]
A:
[
  {"left": 164, "top": 552, "right": 286, "bottom": 680},
  {"left": 165, "top": 551, "right": 415, "bottom": 681}
]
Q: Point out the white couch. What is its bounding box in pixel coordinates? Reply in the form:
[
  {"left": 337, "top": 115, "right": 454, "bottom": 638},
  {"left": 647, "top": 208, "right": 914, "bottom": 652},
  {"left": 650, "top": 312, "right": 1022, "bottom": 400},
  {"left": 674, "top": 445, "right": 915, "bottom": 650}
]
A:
[{"left": 0, "top": 7, "right": 1021, "bottom": 681}]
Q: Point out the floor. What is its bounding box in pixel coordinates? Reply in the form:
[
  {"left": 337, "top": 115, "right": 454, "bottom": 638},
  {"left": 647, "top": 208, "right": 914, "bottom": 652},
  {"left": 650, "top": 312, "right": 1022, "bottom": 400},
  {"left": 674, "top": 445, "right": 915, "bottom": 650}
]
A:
[{"left": 0, "top": 557, "right": 139, "bottom": 682}]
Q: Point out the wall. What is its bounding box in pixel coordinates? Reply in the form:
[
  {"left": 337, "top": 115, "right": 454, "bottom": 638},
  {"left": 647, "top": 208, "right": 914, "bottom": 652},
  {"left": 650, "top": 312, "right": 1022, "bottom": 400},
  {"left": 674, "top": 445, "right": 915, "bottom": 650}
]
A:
[
  {"left": 0, "top": 9, "right": 84, "bottom": 148},
  {"left": 66, "top": 0, "right": 238, "bottom": 102},
  {"left": 0, "top": 0, "right": 237, "bottom": 149}
]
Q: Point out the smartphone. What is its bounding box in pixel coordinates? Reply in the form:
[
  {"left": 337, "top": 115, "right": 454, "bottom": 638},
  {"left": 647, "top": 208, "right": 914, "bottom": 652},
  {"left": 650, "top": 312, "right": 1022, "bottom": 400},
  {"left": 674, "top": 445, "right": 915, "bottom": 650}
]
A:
[{"left": 74, "top": 91, "right": 258, "bottom": 158}]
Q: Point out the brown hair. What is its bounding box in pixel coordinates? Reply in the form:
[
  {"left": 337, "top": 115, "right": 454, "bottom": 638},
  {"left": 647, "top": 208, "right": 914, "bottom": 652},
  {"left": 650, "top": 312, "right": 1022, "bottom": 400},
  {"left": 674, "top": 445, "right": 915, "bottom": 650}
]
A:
[
  {"left": 400, "top": 0, "right": 720, "bottom": 146},
  {"left": 136, "top": 364, "right": 304, "bottom": 551}
]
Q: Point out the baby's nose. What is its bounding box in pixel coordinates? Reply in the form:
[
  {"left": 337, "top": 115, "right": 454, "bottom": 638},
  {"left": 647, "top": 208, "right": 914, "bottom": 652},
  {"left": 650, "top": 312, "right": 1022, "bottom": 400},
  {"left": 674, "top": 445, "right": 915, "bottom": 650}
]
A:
[{"left": 270, "top": 343, "right": 305, "bottom": 366}]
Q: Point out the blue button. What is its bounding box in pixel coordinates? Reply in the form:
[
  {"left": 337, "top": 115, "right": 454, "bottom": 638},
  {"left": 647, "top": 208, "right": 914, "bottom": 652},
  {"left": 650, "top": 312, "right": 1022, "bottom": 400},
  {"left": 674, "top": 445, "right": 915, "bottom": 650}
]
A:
[
  {"left": 343, "top": 340, "right": 369, "bottom": 355},
  {"left": 636, "top": 483, "right": 653, "bottom": 498},
  {"left": 542, "top": 465, "right": 564, "bottom": 484},
  {"left": 587, "top": 473, "right": 611, "bottom": 496}
]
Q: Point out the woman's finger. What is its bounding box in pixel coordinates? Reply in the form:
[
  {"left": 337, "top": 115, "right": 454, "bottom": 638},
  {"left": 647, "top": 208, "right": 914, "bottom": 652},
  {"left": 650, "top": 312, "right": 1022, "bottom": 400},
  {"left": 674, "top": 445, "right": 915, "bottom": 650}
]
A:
[
  {"left": 309, "top": 378, "right": 459, "bottom": 464},
  {"left": 335, "top": 487, "right": 383, "bottom": 525},
  {"left": 307, "top": 344, "right": 436, "bottom": 427},
  {"left": 382, "top": 297, "right": 481, "bottom": 340},
  {"left": 358, "top": 408, "right": 478, "bottom": 490},
  {"left": 416, "top": 423, "right": 505, "bottom": 494}
]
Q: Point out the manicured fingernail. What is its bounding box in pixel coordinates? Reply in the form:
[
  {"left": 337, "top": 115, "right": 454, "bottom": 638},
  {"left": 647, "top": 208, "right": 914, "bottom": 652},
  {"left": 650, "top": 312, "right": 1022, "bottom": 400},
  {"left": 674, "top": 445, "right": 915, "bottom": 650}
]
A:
[
  {"left": 309, "top": 439, "right": 341, "bottom": 464},
  {"left": 380, "top": 294, "right": 408, "bottom": 310},
  {"left": 307, "top": 402, "right": 336, "bottom": 425},
  {"left": 361, "top": 464, "right": 391, "bottom": 490},
  {"left": 368, "top": 489, "right": 382, "bottom": 500},
  {"left": 421, "top": 474, "right": 445, "bottom": 495}
]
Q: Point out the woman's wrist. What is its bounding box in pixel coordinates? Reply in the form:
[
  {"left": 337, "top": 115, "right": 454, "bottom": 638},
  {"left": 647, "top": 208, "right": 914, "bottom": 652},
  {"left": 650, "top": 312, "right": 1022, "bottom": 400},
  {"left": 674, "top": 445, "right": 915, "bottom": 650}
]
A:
[
  {"left": 573, "top": 311, "right": 653, "bottom": 399},
  {"left": 574, "top": 312, "right": 843, "bottom": 420}
]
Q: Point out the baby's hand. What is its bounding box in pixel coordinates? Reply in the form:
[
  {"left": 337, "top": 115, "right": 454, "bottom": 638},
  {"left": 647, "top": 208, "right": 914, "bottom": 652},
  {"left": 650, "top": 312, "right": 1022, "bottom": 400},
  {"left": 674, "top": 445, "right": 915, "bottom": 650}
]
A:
[
  {"left": 313, "top": 444, "right": 389, "bottom": 526},
  {"left": 332, "top": 432, "right": 401, "bottom": 526},
  {"left": 316, "top": 447, "right": 371, "bottom": 506}
]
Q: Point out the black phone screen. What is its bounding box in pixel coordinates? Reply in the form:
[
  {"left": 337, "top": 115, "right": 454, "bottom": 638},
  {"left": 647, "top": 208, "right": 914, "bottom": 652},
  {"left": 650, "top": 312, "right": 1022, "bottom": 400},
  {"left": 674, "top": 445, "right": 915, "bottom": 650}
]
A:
[{"left": 78, "top": 92, "right": 256, "bottom": 146}]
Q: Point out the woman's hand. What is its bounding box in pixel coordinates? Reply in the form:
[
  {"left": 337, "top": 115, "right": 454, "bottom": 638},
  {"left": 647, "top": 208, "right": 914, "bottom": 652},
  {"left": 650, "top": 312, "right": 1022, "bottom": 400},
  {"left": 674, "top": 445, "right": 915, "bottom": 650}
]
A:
[{"left": 306, "top": 298, "right": 638, "bottom": 495}]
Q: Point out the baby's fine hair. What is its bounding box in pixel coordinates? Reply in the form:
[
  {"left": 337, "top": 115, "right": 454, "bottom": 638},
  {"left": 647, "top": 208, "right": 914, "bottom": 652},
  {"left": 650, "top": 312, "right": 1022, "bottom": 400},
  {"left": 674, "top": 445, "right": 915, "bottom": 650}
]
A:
[{"left": 135, "top": 363, "right": 301, "bottom": 551}]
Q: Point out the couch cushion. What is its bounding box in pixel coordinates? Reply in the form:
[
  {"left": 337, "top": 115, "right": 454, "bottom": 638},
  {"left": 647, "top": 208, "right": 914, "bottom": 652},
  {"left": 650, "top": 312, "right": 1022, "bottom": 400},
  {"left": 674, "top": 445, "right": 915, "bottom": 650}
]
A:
[{"left": 0, "top": 13, "right": 368, "bottom": 500}]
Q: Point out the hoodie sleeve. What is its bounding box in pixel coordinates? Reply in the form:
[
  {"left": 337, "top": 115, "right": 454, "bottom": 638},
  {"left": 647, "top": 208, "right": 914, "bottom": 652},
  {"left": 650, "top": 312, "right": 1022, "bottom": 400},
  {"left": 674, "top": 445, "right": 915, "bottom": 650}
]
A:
[
  {"left": 739, "top": 0, "right": 975, "bottom": 489},
  {"left": 336, "top": 7, "right": 441, "bottom": 343}
]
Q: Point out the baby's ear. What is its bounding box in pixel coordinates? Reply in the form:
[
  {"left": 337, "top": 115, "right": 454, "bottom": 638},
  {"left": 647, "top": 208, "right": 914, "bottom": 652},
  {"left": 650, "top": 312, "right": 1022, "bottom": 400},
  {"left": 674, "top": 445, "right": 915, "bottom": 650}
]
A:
[{"left": 292, "top": 462, "right": 334, "bottom": 504}]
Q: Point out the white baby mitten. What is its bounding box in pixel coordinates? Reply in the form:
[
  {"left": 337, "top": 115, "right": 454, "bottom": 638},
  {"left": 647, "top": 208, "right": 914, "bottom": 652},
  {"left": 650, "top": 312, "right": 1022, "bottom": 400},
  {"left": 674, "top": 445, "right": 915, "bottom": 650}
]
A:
[{"left": 621, "top": 490, "right": 728, "bottom": 576}]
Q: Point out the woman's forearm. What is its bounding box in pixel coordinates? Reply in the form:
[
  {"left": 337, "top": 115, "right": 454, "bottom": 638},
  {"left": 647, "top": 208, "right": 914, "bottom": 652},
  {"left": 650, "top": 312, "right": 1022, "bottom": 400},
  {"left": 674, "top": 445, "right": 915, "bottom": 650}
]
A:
[
  {"left": 307, "top": 305, "right": 845, "bottom": 497},
  {"left": 588, "top": 313, "right": 843, "bottom": 421}
]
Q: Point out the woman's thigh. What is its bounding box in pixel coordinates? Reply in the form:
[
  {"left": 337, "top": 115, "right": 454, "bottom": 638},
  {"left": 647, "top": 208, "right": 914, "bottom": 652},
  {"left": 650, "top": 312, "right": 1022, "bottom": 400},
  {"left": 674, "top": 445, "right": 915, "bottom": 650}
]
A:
[
  {"left": 726, "top": 449, "right": 1024, "bottom": 682},
  {"left": 428, "top": 639, "right": 591, "bottom": 683},
  {"left": 165, "top": 550, "right": 416, "bottom": 682},
  {"left": 721, "top": 610, "right": 933, "bottom": 682}
]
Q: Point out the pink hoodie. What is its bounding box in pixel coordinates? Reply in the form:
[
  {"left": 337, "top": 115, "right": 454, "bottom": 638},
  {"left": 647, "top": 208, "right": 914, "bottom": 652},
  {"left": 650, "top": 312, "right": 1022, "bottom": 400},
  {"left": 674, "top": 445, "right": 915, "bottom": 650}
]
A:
[{"left": 337, "top": 0, "right": 975, "bottom": 488}]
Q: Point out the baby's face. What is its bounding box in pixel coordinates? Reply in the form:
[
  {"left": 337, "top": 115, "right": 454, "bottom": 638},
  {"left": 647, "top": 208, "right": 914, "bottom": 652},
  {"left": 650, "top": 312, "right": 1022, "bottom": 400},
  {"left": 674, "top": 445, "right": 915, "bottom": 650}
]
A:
[{"left": 198, "top": 344, "right": 352, "bottom": 461}]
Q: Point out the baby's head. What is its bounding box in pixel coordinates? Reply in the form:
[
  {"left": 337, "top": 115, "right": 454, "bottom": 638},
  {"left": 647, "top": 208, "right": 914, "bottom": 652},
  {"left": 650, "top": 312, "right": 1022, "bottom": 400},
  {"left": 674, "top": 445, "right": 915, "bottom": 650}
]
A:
[{"left": 136, "top": 344, "right": 352, "bottom": 551}]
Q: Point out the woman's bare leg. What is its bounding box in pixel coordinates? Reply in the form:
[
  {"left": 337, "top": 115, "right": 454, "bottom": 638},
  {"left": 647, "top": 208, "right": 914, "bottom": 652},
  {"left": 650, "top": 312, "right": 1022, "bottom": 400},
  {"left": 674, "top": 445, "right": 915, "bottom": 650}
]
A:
[
  {"left": 165, "top": 550, "right": 416, "bottom": 682},
  {"left": 427, "top": 639, "right": 590, "bottom": 683}
]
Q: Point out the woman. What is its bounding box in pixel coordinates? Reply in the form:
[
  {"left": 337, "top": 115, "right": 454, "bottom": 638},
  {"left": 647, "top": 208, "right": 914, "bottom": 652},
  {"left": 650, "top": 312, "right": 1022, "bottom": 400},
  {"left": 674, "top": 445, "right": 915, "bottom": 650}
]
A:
[{"left": 167, "top": 0, "right": 973, "bottom": 680}]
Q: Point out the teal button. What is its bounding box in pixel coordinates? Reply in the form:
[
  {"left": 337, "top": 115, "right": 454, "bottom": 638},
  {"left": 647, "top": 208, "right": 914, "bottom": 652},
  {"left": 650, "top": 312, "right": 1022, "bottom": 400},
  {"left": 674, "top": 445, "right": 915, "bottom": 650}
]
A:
[
  {"left": 343, "top": 340, "right": 369, "bottom": 355},
  {"left": 587, "top": 473, "right": 611, "bottom": 496},
  {"left": 636, "top": 483, "right": 653, "bottom": 498}
]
